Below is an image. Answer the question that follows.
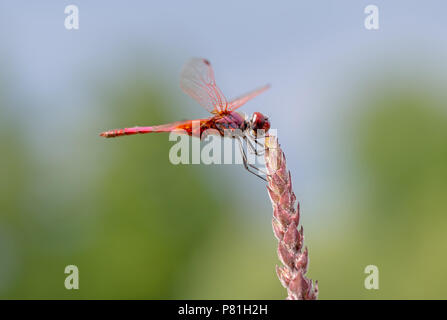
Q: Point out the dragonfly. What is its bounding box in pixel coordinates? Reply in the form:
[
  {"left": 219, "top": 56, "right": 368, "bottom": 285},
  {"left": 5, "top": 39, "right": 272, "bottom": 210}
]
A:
[{"left": 100, "top": 58, "right": 271, "bottom": 181}]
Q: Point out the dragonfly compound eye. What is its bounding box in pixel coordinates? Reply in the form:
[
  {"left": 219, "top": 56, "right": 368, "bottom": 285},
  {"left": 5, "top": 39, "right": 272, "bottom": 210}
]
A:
[{"left": 251, "top": 112, "right": 270, "bottom": 136}]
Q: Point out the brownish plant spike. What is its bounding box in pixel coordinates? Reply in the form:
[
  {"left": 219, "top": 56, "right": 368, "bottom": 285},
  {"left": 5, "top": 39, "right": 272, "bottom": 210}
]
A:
[{"left": 265, "top": 135, "right": 318, "bottom": 300}]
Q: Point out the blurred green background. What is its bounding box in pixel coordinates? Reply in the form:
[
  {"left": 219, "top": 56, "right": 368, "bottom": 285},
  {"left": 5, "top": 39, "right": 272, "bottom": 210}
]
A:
[{"left": 1, "top": 1, "right": 446, "bottom": 299}]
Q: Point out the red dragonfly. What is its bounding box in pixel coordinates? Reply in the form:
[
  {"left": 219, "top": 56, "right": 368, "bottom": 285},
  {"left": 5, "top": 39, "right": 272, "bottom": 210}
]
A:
[{"left": 100, "top": 58, "right": 271, "bottom": 180}]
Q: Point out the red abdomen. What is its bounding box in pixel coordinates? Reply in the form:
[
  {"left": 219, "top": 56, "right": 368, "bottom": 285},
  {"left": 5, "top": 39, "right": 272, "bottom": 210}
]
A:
[{"left": 100, "top": 112, "right": 245, "bottom": 138}]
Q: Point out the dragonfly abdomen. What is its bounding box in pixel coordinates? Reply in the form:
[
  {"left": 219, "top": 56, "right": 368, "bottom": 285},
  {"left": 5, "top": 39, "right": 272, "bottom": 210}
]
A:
[
  {"left": 99, "top": 127, "right": 158, "bottom": 138},
  {"left": 100, "top": 120, "right": 207, "bottom": 138}
]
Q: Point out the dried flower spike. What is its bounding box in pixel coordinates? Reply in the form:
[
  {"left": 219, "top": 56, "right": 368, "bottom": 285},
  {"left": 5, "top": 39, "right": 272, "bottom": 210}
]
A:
[{"left": 265, "top": 135, "right": 318, "bottom": 300}]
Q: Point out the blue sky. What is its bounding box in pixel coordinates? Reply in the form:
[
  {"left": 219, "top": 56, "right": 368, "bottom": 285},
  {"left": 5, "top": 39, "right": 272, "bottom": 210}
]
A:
[{"left": 1, "top": 0, "right": 446, "bottom": 221}]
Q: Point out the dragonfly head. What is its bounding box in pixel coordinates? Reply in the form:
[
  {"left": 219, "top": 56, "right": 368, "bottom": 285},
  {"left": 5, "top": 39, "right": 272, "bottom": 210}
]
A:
[{"left": 249, "top": 112, "right": 270, "bottom": 137}]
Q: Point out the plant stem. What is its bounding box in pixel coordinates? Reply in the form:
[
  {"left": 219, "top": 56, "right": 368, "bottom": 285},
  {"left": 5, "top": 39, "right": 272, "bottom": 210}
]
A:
[{"left": 264, "top": 135, "right": 318, "bottom": 300}]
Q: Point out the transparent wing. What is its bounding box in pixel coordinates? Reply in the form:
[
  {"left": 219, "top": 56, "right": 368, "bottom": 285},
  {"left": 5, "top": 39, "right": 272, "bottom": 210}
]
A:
[
  {"left": 180, "top": 58, "right": 227, "bottom": 114},
  {"left": 227, "top": 84, "right": 270, "bottom": 111}
]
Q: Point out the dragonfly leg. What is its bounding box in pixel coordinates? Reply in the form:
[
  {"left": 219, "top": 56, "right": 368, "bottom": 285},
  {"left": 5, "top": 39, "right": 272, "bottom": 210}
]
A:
[
  {"left": 247, "top": 131, "right": 266, "bottom": 148},
  {"left": 242, "top": 136, "right": 268, "bottom": 176},
  {"left": 253, "top": 137, "right": 265, "bottom": 149},
  {"left": 244, "top": 135, "right": 265, "bottom": 156},
  {"left": 237, "top": 137, "right": 267, "bottom": 181}
]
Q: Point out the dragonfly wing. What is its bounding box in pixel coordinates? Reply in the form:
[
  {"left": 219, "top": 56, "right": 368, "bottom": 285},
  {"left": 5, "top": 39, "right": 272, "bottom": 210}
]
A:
[
  {"left": 227, "top": 84, "right": 270, "bottom": 111},
  {"left": 180, "top": 58, "right": 227, "bottom": 114}
]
